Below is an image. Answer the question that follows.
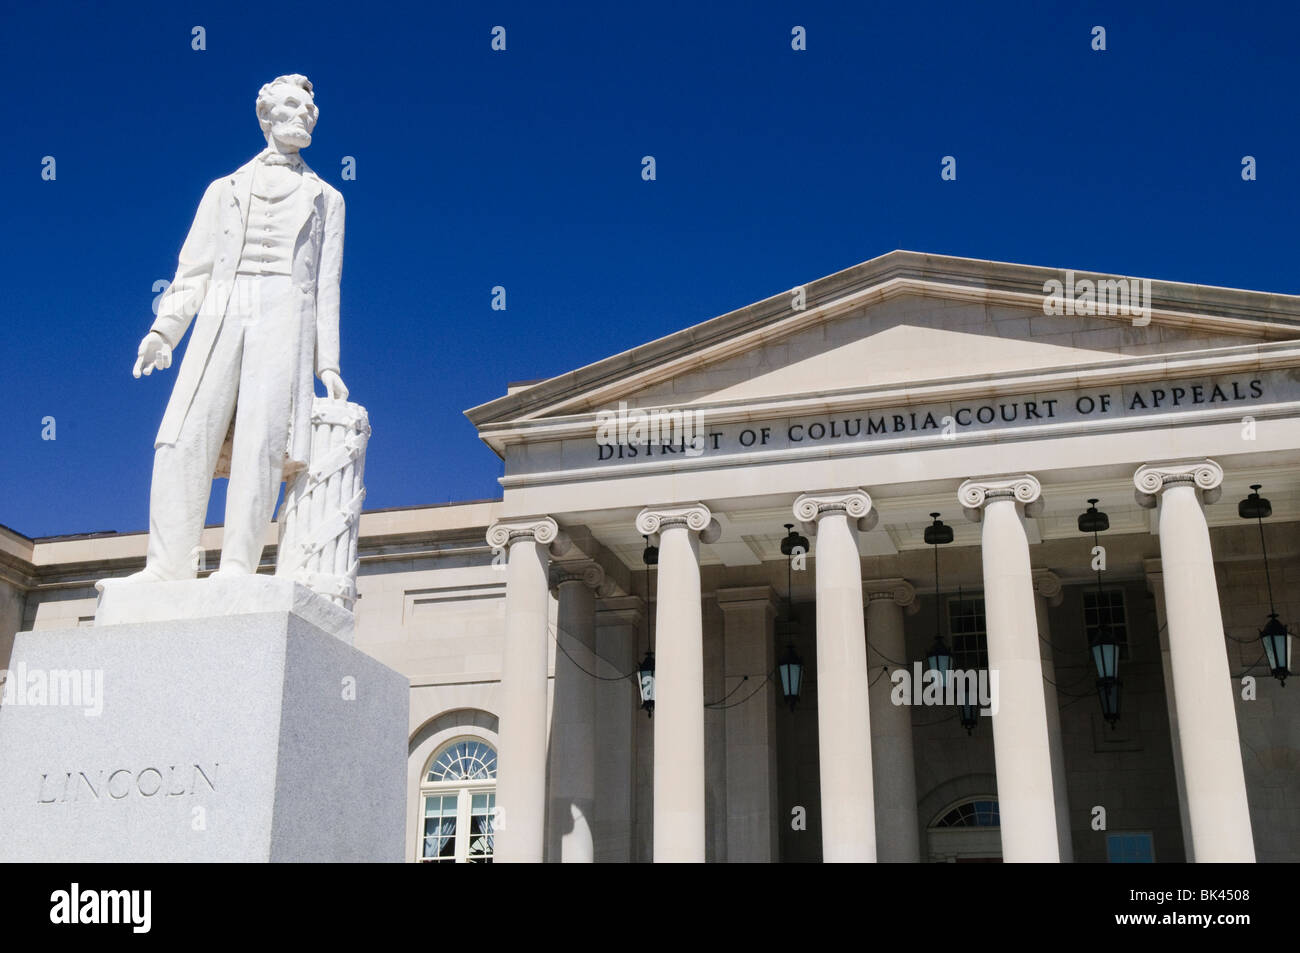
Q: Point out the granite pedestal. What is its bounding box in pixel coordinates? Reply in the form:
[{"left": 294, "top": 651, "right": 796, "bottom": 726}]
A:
[{"left": 0, "top": 579, "right": 408, "bottom": 862}]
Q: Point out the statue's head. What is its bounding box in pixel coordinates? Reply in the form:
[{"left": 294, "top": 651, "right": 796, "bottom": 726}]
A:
[{"left": 256, "top": 74, "right": 317, "bottom": 150}]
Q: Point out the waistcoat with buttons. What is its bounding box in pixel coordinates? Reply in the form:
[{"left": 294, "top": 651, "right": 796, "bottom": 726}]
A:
[{"left": 235, "top": 164, "right": 307, "bottom": 276}]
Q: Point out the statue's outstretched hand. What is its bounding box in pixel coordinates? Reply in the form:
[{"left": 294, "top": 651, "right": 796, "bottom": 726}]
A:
[
  {"left": 132, "top": 330, "right": 172, "bottom": 378},
  {"left": 321, "top": 369, "right": 349, "bottom": 401}
]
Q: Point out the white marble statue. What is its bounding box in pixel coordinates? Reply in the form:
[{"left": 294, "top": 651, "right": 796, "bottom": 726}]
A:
[{"left": 128, "top": 74, "right": 348, "bottom": 581}]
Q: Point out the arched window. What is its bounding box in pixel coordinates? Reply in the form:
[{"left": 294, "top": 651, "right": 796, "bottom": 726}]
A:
[
  {"left": 927, "top": 797, "right": 1001, "bottom": 862},
  {"left": 933, "top": 798, "right": 1000, "bottom": 829},
  {"left": 419, "top": 739, "right": 497, "bottom": 863}
]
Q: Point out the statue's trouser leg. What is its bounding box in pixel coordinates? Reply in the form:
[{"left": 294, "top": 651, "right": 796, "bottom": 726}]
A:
[
  {"left": 144, "top": 306, "right": 246, "bottom": 580},
  {"left": 219, "top": 274, "right": 295, "bottom": 574}
]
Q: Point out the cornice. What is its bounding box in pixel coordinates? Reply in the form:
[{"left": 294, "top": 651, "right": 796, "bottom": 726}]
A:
[
  {"left": 473, "top": 339, "right": 1300, "bottom": 456},
  {"left": 496, "top": 399, "right": 1300, "bottom": 493}
]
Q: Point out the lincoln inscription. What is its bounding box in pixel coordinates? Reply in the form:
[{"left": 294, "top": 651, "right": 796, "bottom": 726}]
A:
[{"left": 37, "top": 763, "right": 220, "bottom": 803}]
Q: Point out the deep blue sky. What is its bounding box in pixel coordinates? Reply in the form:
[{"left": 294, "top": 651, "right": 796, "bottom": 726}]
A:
[{"left": 3, "top": 0, "right": 1298, "bottom": 538}]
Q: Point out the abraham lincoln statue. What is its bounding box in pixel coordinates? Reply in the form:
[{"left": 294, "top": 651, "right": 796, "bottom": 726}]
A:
[{"left": 127, "top": 73, "right": 348, "bottom": 581}]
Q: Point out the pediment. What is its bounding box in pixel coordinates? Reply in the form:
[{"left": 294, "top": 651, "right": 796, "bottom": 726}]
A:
[
  {"left": 582, "top": 291, "right": 1295, "bottom": 414},
  {"left": 612, "top": 297, "right": 1188, "bottom": 410},
  {"left": 467, "top": 252, "right": 1300, "bottom": 432}
]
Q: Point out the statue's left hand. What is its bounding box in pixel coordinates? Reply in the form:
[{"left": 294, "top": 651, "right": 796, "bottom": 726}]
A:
[{"left": 320, "top": 369, "right": 349, "bottom": 401}]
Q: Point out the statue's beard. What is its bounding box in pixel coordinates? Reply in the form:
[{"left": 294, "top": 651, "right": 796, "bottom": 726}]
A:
[{"left": 273, "top": 126, "right": 312, "bottom": 149}]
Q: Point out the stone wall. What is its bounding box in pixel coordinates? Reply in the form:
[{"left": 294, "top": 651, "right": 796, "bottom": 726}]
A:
[
  {"left": 1048, "top": 580, "right": 1186, "bottom": 862},
  {"left": 0, "top": 576, "right": 26, "bottom": 671},
  {"left": 1215, "top": 532, "right": 1300, "bottom": 863}
]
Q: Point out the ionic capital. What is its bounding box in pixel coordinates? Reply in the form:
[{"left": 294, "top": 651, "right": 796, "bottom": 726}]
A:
[
  {"left": 550, "top": 561, "right": 613, "bottom": 596},
  {"left": 636, "top": 504, "right": 721, "bottom": 543},
  {"left": 1032, "top": 570, "right": 1064, "bottom": 608},
  {"left": 487, "top": 516, "right": 570, "bottom": 555},
  {"left": 863, "top": 577, "right": 917, "bottom": 610},
  {"left": 1133, "top": 459, "right": 1224, "bottom": 509},
  {"left": 792, "top": 489, "right": 876, "bottom": 534},
  {"left": 958, "top": 474, "right": 1043, "bottom": 522}
]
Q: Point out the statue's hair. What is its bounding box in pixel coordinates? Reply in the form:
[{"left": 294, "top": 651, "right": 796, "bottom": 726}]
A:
[{"left": 256, "top": 74, "right": 314, "bottom": 133}]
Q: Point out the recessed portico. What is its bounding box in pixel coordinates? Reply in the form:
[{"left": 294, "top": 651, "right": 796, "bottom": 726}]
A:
[{"left": 465, "top": 251, "right": 1300, "bottom": 863}]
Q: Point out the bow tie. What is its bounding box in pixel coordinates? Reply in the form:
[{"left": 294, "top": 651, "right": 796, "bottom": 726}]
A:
[{"left": 260, "top": 151, "right": 303, "bottom": 168}]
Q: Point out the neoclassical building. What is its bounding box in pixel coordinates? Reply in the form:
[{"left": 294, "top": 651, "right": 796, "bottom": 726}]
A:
[{"left": 3, "top": 251, "right": 1298, "bottom": 862}]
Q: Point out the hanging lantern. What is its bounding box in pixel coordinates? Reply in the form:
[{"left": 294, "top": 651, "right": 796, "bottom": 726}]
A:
[
  {"left": 638, "top": 535, "right": 658, "bottom": 718},
  {"left": 1237, "top": 484, "right": 1272, "bottom": 521},
  {"left": 1091, "top": 619, "right": 1122, "bottom": 728},
  {"left": 775, "top": 523, "right": 810, "bottom": 709},
  {"left": 636, "top": 650, "right": 655, "bottom": 717},
  {"left": 925, "top": 635, "right": 952, "bottom": 680},
  {"left": 778, "top": 643, "right": 804, "bottom": 711},
  {"left": 779, "top": 523, "right": 809, "bottom": 558},
  {"left": 1260, "top": 614, "right": 1290, "bottom": 687},
  {"left": 779, "top": 523, "right": 808, "bottom": 629},
  {"left": 1090, "top": 620, "right": 1120, "bottom": 681},
  {"left": 1077, "top": 498, "right": 1110, "bottom": 534},
  {"left": 1239, "top": 484, "right": 1291, "bottom": 685},
  {"left": 1079, "top": 498, "right": 1122, "bottom": 725},
  {"left": 924, "top": 513, "right": 954, "bottom": 679},
  {"left": 924, "top": 512, "right": 955, "bottom": 546},
  {"left": 959, "top": 698, "right": 980, "bottom": 735},
  {"left": 1096, "top": 676, "right": 1122, "bottom": 728}
]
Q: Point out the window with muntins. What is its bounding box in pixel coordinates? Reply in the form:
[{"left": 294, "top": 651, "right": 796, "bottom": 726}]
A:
[
  {"left": 933, "top": 798, "right": 1000, "bottom": 828},
  {"left": 947, "top": 597, "right": 988, "bottom": 668},
  {"left": 420, "top": 739, "right": 497, "bottom": 863}
]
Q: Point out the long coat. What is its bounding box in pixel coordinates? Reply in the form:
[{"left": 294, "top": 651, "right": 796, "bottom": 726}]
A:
[{"left": 149, "top": 153, "right": 344, "bottom": 477}]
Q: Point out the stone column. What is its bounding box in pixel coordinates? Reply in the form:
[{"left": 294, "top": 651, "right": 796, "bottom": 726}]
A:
[
  {"left": 1134, "top": 460, "right": 1254, "bottom": 862},
  {"left": 1032, "top": 570, "right": 1074, "bottom": 863},
  {"left": 1144, "top": 561, "right": 1195, "bottom": 862},
  {"left": 717, "top": 586, "right": 780, "bottom": 862},
  {"left": 594, "top": 596, "right": 642, "bottom": 863},
  {"left": 635, "top": 503, "right": 721, "bottom": 863},
  {"left": 792, "top": 489, "right": 877, "bottom": 863},
  {"left": 863, "top": 578, "right": 920, "bottom": 863},
  {"left": 486, "top": 516, "right": 567, "bottom": 863},
  {"left": 548, "top": 562, "right": 608, "bottom": 863},
  {"left": 958, "top": 475, "right": 1060, "bottom": 862}
]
